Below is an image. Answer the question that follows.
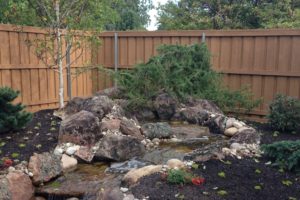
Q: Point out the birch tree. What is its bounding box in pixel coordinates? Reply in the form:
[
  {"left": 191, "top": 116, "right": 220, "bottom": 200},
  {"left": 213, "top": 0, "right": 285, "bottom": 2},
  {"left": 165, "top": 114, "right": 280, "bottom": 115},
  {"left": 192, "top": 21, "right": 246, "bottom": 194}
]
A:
[{"left": 22, "top": 0, "right": 117, "bottom": 108}]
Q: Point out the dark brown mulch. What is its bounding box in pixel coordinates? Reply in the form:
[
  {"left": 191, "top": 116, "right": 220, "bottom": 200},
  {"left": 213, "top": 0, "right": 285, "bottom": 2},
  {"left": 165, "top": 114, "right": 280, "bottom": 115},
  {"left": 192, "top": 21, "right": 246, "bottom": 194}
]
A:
[
  {"left": 0, "top": 109, "right": 60, "bottom": 163},
  {"left": 132, "top": 156, "right": 300, "bottom": 200},
  {"left": 132, "top": 122, "right": 300, "bottom": 200}
]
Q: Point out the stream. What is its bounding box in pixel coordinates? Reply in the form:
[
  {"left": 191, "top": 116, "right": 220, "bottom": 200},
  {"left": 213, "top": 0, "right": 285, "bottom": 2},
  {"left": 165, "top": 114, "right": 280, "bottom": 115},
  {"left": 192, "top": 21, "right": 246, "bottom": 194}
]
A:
[{"left": 37, "top": 123, "right": 227, "bottom": 200}]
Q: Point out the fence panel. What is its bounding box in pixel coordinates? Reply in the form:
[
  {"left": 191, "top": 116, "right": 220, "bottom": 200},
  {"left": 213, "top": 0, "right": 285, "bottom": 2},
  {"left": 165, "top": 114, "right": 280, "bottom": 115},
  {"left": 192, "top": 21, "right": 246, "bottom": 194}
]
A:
[
  {"left": 95, "top": 30, "right": 300, "bottom": 120},
  {"left": 1, "top": 24, "right": 299, "bottom": 120}
]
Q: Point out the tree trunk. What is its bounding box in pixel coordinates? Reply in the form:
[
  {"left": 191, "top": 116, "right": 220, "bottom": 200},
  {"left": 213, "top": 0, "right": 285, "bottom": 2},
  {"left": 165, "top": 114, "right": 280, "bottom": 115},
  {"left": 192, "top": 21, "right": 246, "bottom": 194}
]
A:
[{"left": 55, "top": 0, "right": 64, "bottom": 108}]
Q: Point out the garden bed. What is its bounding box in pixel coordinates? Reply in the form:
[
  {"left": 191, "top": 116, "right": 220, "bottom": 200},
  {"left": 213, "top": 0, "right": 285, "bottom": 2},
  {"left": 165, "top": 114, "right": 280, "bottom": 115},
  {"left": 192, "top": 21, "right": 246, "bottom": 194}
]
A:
[
  {"left": 132, "top": 156, "right": 300, "bottom": 200},
  {"left": 0, "top": 109, "right": 60, "bottom": 163}
]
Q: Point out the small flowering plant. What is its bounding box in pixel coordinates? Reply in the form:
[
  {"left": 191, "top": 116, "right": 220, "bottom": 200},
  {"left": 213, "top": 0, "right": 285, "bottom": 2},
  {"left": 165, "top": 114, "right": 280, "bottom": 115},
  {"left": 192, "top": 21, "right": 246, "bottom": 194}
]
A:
[
  {"left": 162, "top": 168, "right": 205, "bottom": 186},
  {"left": 0, "top": 157, "right": 13, "bottom": 170}
]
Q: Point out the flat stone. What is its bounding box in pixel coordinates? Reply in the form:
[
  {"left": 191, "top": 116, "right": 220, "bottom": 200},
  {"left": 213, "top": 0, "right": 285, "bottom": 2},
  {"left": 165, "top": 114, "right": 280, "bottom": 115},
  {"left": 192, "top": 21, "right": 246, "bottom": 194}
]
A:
[
  {"left": 123, "top": 165, "right": 162, "bottom": 186},
  {"left": 224, "top": 127, "right": 238, "bottom": 137},
  {"left": 167, "top": 159, "right": 185, "bottom": 169},
  {"left": 61, "top": 154, "right": 78, "bottom": 172},
  {"left": 28, "top": 152, "right": 62, "bottom": 185}
]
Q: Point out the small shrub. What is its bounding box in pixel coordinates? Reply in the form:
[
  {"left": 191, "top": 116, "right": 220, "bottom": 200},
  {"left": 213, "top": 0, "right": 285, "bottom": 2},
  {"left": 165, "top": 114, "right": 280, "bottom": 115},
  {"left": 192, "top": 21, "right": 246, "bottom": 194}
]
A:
[
  {"left": 167, "top": 169, "right": 193, "bottom": 185},
  {"left": 261, "top": 140, "right": 300, "bottom": 172},
  {"left": 115, "top": 44, "right": 261, "bottom": 113},
  {"left": 267, "top": 94, "right": 300, "bottom": 132},
  {"left": 0, "top": 87, "right": 32, "bottom": 134}
]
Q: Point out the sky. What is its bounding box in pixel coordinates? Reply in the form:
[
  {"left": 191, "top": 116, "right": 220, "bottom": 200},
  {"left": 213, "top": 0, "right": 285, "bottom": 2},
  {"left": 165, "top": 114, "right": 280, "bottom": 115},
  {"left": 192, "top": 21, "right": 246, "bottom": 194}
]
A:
[{"left": 147, "top": 0, "right": 170, "bottom": 31}]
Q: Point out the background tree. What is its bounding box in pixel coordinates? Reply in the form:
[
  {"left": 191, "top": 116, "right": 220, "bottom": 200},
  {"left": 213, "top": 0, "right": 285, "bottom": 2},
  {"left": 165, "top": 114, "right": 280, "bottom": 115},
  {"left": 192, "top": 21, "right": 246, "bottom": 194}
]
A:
[
  {"left": 1, "top": 0, "right": 118, "bottom": 108},
  {"left": 0, "top": 0, "right": 153, "bottom": 31},
  {"left": 106, "top": 0, "right": 153, "bottom": 30},
  {"left": 157, "top": 0, "right": 300, "bottom": 30}
]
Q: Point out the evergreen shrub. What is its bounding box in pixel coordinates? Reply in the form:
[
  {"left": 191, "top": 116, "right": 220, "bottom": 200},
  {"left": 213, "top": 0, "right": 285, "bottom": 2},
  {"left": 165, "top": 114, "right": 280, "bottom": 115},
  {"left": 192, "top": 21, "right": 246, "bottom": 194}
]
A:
[
  {"left": 267, "top": 94, "right": 300, "bottom": 132},
  {"left": 0, "top": 87, "right": 32, "bottom": 134},
  {"left": 115, "top": 44, "right": 261, "bottom": 112}
]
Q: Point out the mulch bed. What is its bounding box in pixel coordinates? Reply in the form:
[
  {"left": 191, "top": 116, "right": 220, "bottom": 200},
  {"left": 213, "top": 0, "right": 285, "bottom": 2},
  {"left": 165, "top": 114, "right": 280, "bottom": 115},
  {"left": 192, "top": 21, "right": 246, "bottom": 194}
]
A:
[
  {"left": 0, "top": 109, "right": 60, "bottom": 163},
  {"left": 132, "top": 122, "right": 300, "bottom": 200}
]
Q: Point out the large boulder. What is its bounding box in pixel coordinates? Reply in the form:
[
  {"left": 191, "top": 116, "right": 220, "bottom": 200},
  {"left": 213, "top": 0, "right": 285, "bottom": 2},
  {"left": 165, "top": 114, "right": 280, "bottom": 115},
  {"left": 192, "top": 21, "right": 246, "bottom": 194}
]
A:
[
  {"left": 141, "top": 122, "right": 172, "bottom": 139},
  {"left": 186, "top": 98, "right": 223, "bottom": 115},
  {"left": 54, "top": 97, "right": 85, "bottom": 119},
  {"left": 230, "top": 127, "right": 260, "bottom": 144},
  {"left": 122, "top": 165, "right": 162, "bottom": 186},
  {"left": 120, "top": 118, "right": 143, "bottom": 140},
  {"left": 153, "top": 93, "right": 177, "bottom": 120},
  {"left": 28, "top": 152, "right": 62, "bottom": 185},
  {"left": 100, "top": 118, "right": 121, "bottom": 132},
  {"left": 0, "top": 171, "right": 34, "bottom": 200},
  {"left": 95, "top": 134, "right": 145, "bottom": 161},
  {"left": 59, "top": 110, "right": 102, "bottom": 146},
  {"left": 83, "top": 96, "right": 114, "bottom": 119},
  {"left": 180, "top": 106, "right": 209, "bottom": 124}
]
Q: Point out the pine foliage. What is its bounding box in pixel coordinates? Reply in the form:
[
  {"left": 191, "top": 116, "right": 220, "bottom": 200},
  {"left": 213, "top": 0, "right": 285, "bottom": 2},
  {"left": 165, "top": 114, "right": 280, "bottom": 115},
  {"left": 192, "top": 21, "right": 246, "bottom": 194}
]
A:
[
  {"left": 0, "top": 87, "right": 32, "bottom": 134},
  {"left": 116, "top": 44, "right": 260, "bottom": 112}
]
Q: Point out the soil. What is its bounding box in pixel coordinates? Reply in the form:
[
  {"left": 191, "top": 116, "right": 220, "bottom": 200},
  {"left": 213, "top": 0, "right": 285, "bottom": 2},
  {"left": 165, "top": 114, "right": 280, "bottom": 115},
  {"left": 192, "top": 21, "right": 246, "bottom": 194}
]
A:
[
  {"left": 132, "top": 122, "right": 300, "bottom": 200},
  {"left": 0, "top": 109, "right": 61, "bottom": 163}
]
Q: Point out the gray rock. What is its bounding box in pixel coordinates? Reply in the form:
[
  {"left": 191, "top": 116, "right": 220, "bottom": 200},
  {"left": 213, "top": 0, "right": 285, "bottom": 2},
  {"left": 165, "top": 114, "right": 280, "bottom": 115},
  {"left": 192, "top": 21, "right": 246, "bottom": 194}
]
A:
[
  {"left": 180, "top": 106, "right": 209, "bottom": 124},
  {"left": 96, "top": 87, "right": 122, "bottom": 99},
  {"left": 28, "top": 152, "right": 62, "bottom": 185},
  {"left": 203, "top": 115, "right": 226, "bottom": 134},
  {"left": 230, "top": 128, "right": 260, "bottom": 144},
  {"left": 133, "top": 108, "right": 156, "bottom": 121},
  {"left": 153, "top": 93, "right": 177, "bottom": 120},
  {"left": 83, "top": 96, "right": 114, "bottom": 120},
  {"left": 186, "top": 98, "right": 223, "bottom": 115},
  {"left": 95, "top": 134, "right": 145, "bottom": 161},
  {"left": 120, "top": 118, "right": 143, "bottom": 140},
  {"left": 141, "top": 122, "right": 172, "bottom": 139},
  {"left": 59, "top": 110, "right": 102, "bottom": 146},
  {"left": 0, "top": 177, "right": 11, "bottom": 200}
]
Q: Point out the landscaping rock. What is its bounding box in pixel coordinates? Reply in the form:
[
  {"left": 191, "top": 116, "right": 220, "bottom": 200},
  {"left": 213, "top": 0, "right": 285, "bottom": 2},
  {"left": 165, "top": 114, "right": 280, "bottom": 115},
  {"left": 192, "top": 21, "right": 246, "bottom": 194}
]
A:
[
  {"left": 75, "top": 146, "right": 94, "bottom": 163},
  {"left": 180, "top": 106, "right": 209, "bottom": 124},
  {"left": 0, "top": 177, "right": 10, "bottom": 200},
  {"left": 225, "top": 118, "right": 236, "bottom": 129},
  {"left": 230, "top": 127, "right": 260, "bottom": 144},
  {"left": 123, "top": 165, "right": 162, "bottom": 186},
  {"left": 233, "top": 121, "right": 244, "bottom": 129},
  {"left": 61, "top": 154, "right": 78, "bottom": 172},
  {"left": 28, "top": 152, "right": 62, "bottom": 185},
  {"left": 224, "top": 127, "right": 239, "bottom": 137},
  {"left": 120, "top": 118, "right": 143, "bottom": 140},
  {"left": 83, "top": 95, "right": 114, "bottom": 120},
  {"left": 56, "top": 97, "right": 85, "bottom": 119},
  {"left": 66, "top": 146, "right": 79, "bottom": 156},
  {"left": 95, "top": 134, "right": 145, "bottom": 161},
  {"left": 6, "top": 171, "right": 34, "bottom": 200},
  {"left": 186, "top": 98, "right": 223, "bottom": 115},
  {"left": 59, "top": 110, "right": 102, "bottom": 146},
  {"left": 96, "top": 187, "right": 124, "bottom": 200},
  {"left": 167, "top": 159, "right": 185, "bottom": 169},
  {"left": 101, "top": 118, "right": 121, "bottom": 131},
  {"left": 153, "top": 93, "right": 177, "bottom": 120},
  {"left": 203, "top": 114, "right": 226, "bottom": 134},
  {"left": 133, "top": 108, "right": 156, "bottom": 121},
  {"left": 96, "top": 87, "right": 122, "bottom": 99},
  {"left": 141, "top": 122, "right": 172, "bottom": 139}
]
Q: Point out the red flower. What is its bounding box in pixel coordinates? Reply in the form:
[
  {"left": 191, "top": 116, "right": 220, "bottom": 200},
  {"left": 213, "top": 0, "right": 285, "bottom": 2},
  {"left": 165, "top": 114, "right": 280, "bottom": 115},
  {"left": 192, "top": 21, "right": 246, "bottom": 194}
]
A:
[
  {"left": 192, "top": 177, "right": 205, "bottom": 186},
  {"left": 3, "top": 159, "right": 13, "bottom": 167}
]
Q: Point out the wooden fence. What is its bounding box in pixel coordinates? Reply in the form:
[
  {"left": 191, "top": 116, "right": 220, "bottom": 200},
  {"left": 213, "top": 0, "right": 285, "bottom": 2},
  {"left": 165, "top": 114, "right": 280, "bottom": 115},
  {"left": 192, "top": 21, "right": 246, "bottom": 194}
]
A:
[
  {"left": 0, "top": 24, "right": 300, "bottom": 120},
  {"left": 0, "top": 24, "right": 95, "bottom": 112},
  {"left": 95, "top": 30, "right": 300, "bottom": 120}
]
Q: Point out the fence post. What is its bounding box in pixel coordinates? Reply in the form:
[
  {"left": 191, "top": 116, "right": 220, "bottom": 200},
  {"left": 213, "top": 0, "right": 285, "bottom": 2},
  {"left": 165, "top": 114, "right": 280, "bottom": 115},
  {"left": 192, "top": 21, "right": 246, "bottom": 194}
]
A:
[{"left": 114, "top": 32, "right": 119, "bottom": 88}]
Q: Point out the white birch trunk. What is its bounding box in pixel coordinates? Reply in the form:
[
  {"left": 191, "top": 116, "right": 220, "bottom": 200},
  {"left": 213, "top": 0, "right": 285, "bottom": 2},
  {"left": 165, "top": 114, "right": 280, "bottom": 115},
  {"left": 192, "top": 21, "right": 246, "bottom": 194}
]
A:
[{"left": 55, "top": 0, "right": 64, "bottom": 108}]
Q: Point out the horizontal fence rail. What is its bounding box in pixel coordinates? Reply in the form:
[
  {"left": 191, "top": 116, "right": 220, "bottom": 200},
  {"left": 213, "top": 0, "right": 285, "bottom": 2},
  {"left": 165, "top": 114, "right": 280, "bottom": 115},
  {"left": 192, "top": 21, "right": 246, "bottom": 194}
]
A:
[{"left": 0, "top": 24, "right": 300, "bottom": 120}]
